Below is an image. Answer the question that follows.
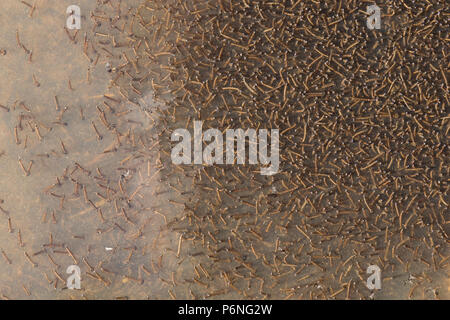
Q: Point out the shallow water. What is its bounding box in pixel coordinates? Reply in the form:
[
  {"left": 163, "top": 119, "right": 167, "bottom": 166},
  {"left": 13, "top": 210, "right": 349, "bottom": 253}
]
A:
[{"left": 0, "top": 0, "right": 448, "bottom": 300}]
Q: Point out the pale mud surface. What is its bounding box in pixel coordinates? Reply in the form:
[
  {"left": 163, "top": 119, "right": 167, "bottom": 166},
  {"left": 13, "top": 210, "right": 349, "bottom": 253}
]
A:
[
  {"left": 0, "top": 0, "right": 186, "bottom": 299},
  {"left": 0, "top": 0, "right": 448, "bottom": 300}
]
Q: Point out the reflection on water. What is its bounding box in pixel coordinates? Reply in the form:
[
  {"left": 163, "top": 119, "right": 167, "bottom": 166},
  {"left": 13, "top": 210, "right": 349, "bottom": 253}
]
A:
[{"left": 0, "top": 0, "right": 448, "bottom": 299}]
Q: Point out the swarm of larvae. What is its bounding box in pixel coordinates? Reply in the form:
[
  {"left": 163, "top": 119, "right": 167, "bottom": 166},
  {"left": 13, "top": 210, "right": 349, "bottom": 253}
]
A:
[{"left": 1, "top": 0, "right": 448, "bottom": 299}]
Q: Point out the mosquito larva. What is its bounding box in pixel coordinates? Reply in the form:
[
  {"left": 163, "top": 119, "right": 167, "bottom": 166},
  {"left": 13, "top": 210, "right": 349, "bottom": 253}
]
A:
[
  {"left": 14, "top": 126, "right": 20, "bottom": 145},
  {"left": 91, "top": 121, "right": 103, "bottom": 140},
  {"left": 60, "top": 139, "right": 67, "bottom": 154},
  {"left": 1, "top": 250, "right": 11, "bottom": 264},
  {"left": 7, "top": 218, "right": 12, "bottom": 233},
  {"left": 24, "top": 251, "right": 37, "bottom": 267}
]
